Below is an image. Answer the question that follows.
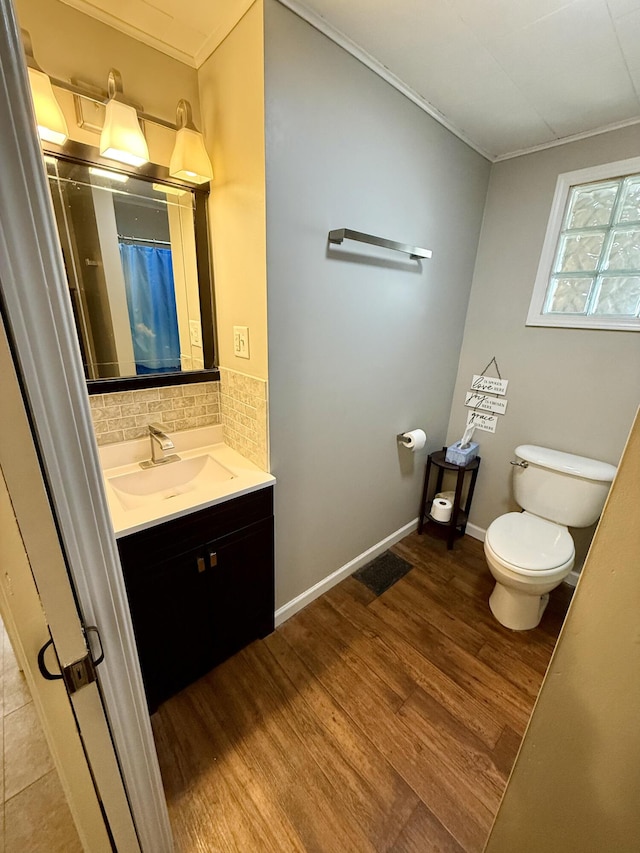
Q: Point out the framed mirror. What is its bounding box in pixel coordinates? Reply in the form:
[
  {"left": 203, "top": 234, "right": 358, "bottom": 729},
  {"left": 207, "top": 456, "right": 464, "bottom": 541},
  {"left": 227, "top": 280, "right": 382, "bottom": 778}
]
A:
[{"left": 43, "top": 142, "right": 218, "bottom": 393}]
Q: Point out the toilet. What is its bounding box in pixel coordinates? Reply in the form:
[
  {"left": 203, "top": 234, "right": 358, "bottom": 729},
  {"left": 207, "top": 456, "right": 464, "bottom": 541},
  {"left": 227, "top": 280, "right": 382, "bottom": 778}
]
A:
[{"left": 484, "top": 444, "right": 617, "bottom": 630}]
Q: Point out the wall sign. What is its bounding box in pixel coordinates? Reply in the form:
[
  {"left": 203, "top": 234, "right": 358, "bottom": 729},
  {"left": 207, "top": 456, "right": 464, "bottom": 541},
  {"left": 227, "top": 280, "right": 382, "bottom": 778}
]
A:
[
  {"left": 464, "top": 392, "right": 508, "bottom": 415},
  {"left": 471, "top": 374, "right": 509, "bottom": 396},
  {"left": 466, "top": 410, "right": 498, "bottom": 433}
]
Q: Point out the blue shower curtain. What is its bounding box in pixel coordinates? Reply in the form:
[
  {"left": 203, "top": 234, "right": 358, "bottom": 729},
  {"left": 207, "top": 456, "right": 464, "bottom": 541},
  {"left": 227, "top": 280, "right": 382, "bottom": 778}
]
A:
[{"left": 118, "top": 243, "right": 181, "bottom": 374}]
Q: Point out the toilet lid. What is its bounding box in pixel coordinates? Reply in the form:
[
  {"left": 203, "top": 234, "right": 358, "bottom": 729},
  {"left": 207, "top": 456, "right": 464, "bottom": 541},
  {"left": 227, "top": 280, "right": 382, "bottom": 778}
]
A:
[{"left": 486, "top": 512, "right": 574, "bottom": 571}]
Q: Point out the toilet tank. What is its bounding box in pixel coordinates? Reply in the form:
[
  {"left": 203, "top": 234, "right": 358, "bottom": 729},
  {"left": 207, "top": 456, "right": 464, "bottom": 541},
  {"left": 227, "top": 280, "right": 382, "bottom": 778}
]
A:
[{"left": 513, "top": 445, "right": 617, "bottom": 527}]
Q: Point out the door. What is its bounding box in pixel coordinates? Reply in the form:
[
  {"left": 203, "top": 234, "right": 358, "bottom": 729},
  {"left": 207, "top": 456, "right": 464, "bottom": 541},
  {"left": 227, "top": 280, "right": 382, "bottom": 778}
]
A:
[
  {"left": 0, "top": 317, "right": 139, "bottom": 850},
  {"left": 0, "top": 3, "right": 172, "bottom": 850}
]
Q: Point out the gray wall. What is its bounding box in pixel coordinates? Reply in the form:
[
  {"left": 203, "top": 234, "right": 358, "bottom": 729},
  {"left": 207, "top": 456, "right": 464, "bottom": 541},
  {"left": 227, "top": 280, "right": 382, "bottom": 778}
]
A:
[
  {"left": 264, "top": 0, "right": 490, "bottom": 607},
  {"left": 446, "top": 125, "right": 640, "bottom": 563}
]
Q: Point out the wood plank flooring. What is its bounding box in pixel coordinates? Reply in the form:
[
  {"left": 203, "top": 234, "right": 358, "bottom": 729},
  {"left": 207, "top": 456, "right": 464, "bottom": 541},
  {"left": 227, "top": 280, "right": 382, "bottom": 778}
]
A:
[{"left": 152, "top": 532, "right": 573, "bottom": 853}]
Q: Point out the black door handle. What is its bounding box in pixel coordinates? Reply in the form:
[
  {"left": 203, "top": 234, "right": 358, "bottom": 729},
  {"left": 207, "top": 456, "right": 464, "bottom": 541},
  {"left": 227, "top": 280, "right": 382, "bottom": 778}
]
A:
[{"left": 37, "top": 625, "right": 104, "bottom": 681}]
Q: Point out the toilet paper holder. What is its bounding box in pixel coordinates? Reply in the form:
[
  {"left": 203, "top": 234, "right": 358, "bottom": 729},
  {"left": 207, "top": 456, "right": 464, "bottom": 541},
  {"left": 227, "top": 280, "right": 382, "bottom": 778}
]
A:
[{"left": 397, "top": 429, "right": 427, "bottom": 452}]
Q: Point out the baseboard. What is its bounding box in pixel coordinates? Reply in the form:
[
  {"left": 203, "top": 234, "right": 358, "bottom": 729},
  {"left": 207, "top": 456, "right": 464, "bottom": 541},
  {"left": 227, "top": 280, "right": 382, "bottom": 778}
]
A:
[
  {"left": 565, "top": 570, "right": 580, "bottom": 588},
  {"left": 274, "top": 518, "right": 419, "bottom": 627},
  {"left": 465, "top": 522, "right": 486, "bottom": 542}
]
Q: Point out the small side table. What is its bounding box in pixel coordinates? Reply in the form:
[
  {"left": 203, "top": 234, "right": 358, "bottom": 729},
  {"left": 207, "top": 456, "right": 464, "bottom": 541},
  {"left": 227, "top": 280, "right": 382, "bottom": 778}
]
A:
[{"left": 418, "top": 448, "right": 481, "bottom": 550}]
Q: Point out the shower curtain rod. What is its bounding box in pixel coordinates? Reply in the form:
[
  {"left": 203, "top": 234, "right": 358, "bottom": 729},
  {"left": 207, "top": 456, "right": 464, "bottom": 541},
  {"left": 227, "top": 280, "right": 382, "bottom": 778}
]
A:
[{"left": 117, "top": 235, "right": 171, "bottom": 246}]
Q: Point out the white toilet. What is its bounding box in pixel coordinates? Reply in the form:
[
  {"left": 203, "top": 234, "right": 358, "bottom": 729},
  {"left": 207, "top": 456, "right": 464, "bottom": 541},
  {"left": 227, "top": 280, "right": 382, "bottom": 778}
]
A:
[{"left": 484, "top": 444, "right": 617, "bottom": 630}]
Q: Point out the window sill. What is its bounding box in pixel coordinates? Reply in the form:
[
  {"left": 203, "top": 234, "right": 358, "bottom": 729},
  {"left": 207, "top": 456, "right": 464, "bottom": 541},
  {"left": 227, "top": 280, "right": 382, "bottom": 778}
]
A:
[{"left": 526, "top": 315, "right": 640, "bottom": 332}]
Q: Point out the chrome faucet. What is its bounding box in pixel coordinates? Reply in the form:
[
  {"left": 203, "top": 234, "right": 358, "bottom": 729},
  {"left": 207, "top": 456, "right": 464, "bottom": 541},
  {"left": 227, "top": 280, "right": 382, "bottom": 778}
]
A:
[{"left": 140, "top": 423, "right": 180, "bottom": 469}]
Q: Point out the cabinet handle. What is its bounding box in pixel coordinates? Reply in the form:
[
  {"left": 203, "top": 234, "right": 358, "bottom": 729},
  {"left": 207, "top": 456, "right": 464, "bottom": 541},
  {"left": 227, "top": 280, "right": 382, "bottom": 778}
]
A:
[
  {"left": 197, "top": 556, "right": 206, "bottom": 573},
  {"left": 209, "top": 551, "right": 218, "bottom": 568}
]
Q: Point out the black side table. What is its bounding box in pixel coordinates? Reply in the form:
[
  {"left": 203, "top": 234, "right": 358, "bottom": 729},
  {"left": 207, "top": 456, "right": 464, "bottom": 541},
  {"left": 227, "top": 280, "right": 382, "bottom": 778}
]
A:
[{"left": 418, "top": 447, "right": 481, "bottom": 550}]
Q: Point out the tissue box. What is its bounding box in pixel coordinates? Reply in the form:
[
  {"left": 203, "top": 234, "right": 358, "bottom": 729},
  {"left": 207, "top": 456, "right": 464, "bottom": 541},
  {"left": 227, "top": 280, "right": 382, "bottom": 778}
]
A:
[{"left": 445, "top": 441, "right": 479, "bottom": 466}]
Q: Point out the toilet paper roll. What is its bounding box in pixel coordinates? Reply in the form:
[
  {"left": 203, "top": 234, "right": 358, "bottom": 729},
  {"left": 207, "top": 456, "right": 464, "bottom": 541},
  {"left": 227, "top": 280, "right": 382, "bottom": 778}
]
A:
[
  {"left": 431, "top": 497, "right": 453, "bottom": 523},
  {"left": 399, "top": 429, "right": 427, "bottom": 452}
]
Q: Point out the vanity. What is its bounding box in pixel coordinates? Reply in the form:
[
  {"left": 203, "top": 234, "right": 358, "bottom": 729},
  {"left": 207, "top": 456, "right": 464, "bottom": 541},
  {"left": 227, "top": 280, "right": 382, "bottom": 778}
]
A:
[
  {"left": 42, "top": 140, "right": 276, "bottom": 714},
  {"left": 100, "top": 426, "right": 275, "bottom": 714}
]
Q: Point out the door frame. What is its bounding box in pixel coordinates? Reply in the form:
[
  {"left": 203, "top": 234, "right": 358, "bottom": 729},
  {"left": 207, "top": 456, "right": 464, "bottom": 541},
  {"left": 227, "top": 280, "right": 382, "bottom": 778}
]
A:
[{"left": 0, "top": 2, "right": 172, "bottom": 850}]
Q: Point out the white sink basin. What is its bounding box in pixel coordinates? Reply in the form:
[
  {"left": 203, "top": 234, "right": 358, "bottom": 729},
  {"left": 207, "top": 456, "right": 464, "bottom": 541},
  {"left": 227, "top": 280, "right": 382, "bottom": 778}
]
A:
[{"left": 108, "top": 454, "right": 235, "bottom": 511}]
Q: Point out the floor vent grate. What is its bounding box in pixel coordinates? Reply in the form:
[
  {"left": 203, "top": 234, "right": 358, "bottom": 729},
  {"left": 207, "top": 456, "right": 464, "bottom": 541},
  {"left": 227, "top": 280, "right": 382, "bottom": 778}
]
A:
[{"left": 353, "top": 551, "right": 412, "bottom": 596}]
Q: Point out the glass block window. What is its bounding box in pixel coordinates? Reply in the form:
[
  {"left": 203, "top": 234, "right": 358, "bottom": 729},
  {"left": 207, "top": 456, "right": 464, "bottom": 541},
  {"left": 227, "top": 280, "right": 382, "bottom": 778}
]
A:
[{"left": 528, "top": 158, "right": 640, "bottom": 331}]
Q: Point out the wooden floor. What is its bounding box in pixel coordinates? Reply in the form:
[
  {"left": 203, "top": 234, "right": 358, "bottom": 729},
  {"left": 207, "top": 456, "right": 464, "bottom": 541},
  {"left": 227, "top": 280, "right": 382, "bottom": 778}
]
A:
[{"left": 152, "top": 532, "right": 573, "bottom": 853}]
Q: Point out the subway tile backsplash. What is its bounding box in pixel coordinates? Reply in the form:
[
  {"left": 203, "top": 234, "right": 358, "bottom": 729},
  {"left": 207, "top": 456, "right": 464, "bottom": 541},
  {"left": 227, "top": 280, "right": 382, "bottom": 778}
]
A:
[
  {"left": 219, "top": 368, "right": 268, "bottom": 472},
  {"left": 90, "top": 381, "right": 221, "bottom": 446},
  {"left": 90, "top": 372, "right": 269, "bottom": 473}
]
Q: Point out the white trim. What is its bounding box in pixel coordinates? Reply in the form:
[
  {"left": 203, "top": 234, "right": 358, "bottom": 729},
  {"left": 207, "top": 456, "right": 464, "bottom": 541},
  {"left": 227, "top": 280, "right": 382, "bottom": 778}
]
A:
[
  {"left": 465, "top": 522, "right": 486, "bottom": 542},
  {"left": 58, "top": 0, "right": 196, "bottom": 67},
  {"left": 274, "top": 0, "right": 491, "bottom": 162},
  {"left": 271, "top": 2, "right": 640, "bottom": 165},
  {"left": 275, "top": 518, "right": 418, "bottom": 626},
  {"left": 566, "top": 570, "right": 580, "bottom": 588},
  {"left": 526, "top": 156, "right": 640, "bottom": 333},
  {"left": 494, "top": 116, "right": 640, "bottom": 163},
  {"left": 0, "top": 7, "right": 171, "bottom": 851},
  {"left": 194, "top": 0, "right": 257, "bottom": 67},
  {"left": 59, "top": 0, "right": 640, "bottom": 165}
]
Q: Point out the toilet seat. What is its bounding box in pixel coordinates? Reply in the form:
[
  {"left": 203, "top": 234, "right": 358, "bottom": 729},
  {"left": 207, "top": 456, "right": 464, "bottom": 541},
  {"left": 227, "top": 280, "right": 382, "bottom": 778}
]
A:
[{"left": 486, "top": 512, "right": 574, "bottom": 574}]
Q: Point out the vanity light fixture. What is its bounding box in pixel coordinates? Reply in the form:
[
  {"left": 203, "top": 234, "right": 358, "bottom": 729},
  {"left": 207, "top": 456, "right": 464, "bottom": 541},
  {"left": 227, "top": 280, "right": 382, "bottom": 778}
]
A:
[
  {"left": 169, "top": 100, "right": 213, "bottom": 185},
  {"left": 21, "top": 30, "right": 68, "bottom": 146},
  {"left": 100, "top": 70, "right": 149, "bottom": 168},
  {"left": 21, "top": 31, "right": 212, "bottom": 185}
]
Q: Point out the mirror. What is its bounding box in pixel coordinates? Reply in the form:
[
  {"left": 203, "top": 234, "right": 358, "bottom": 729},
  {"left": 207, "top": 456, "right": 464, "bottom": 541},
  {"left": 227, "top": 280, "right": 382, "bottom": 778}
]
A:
[{"left": 43, "top": 143, "right": 216, "bottom": 391}]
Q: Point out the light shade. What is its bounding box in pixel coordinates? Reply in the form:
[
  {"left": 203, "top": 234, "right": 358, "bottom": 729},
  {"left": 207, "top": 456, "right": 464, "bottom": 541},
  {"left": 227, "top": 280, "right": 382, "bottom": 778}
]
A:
[
  {"left": 100, "top": 98, "right": 148, "bottom": 168},
  {"left": 27, "top": 67, "right": 68, "bottom": 146},
  {"left": 170, "top": 126, "right": 213, "bottom": 184}
]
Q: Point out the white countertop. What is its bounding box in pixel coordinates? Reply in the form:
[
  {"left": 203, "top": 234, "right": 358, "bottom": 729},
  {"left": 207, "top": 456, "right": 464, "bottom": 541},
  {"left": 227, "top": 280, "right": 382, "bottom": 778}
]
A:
[{"left": 99, "top": 425, "right": 275, "bottom": 538}]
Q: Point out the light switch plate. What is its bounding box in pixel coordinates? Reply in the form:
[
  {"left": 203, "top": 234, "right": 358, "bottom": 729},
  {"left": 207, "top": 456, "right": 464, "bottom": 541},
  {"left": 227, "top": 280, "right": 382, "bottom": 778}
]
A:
[
  {"left": 189, "top": 320, "right": 202, "bottom": 347},
  {"left": 233, "top": 325, "right": 250, "bottom": 359}
]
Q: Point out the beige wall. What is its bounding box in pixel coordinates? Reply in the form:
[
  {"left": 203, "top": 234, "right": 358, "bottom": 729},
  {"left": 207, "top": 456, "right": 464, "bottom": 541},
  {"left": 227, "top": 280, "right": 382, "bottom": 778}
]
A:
[
  {"left": 15, "top": 0, "right": 200, "bottom": 166},
  {"left": 485, "top": 408, "right": 640, "bottom": 853},
  {"left": 198, "top": 0, "right": 268, "bottom": 380},
  {"left": 447, "top": 124, "right": 640, "bottom": 562}
]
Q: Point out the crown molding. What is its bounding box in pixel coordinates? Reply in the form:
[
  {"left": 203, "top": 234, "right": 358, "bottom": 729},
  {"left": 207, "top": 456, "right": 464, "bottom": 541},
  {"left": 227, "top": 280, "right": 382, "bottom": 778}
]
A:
[
  {"left": 58, "top": 0, "right": 197, "bottom": 67},
  {"left": 493, "top": 115, "right": 640, "bottom": 162},
  {"left": 275, "top": 0, "right": 492, "bottom": 162},
  {"left": 194, "top": 0, "right": 257, "bottom": 67},
  {"left": 59, "top": 0, "right": 640, "bottom": 164}
]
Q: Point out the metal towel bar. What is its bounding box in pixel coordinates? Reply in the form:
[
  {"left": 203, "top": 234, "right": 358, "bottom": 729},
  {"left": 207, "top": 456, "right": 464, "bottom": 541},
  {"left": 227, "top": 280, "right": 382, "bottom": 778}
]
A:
[{"left": 328, "top": 228, "right": 432, "bottom": 260}]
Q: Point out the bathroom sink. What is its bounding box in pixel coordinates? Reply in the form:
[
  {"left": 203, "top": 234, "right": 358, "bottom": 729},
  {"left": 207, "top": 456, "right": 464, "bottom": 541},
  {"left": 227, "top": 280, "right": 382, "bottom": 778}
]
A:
[{"left": 107, "top": 454, "right": 235, "bottom": 511}]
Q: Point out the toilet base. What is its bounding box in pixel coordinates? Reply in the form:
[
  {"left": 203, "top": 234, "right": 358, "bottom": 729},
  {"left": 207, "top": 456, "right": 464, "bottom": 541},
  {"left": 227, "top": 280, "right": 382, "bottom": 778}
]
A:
[{"left": 489, "top": 582, "right": 550, "bottom": 631}]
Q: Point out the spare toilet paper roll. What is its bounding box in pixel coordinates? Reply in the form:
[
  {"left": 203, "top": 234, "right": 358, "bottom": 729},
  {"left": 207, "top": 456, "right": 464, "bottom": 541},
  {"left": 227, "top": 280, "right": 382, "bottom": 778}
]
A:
[
  {"left": 399, "top": 429, "right": 427, "bottom": 452},
  {"left": 431, "top": 497, "right": 453, "bottom": 523}
]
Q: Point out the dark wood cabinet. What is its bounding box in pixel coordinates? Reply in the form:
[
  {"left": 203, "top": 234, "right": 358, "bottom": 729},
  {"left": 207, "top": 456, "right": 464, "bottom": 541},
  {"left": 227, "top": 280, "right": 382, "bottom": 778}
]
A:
[{"left": 117, "top": 487, "right": 274, "bottom": 713}]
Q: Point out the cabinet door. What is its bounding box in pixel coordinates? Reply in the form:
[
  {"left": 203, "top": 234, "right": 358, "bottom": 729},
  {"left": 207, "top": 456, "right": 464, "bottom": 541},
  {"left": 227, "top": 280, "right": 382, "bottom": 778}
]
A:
[
  {"left": 124, "top": 546, "right": 215, "bottom": 713},
  {"left": 207, "top": 517, "right": 275, "bottom": 666}
]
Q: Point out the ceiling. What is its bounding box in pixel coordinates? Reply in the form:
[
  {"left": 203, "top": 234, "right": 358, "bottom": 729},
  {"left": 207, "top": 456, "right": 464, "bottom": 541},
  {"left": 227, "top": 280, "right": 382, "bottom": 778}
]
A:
[{"left": 60, "top": 0, "right": 640, "bottom": 161}]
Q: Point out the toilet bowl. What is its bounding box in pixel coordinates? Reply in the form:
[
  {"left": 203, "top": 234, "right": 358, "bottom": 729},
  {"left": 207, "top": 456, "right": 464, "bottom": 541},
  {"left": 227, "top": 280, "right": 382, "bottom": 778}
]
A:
[
  {"left": 484, "top": 512, "right": 574, "bottom": 630},
  {"left": 484, "top": 445, "right": 616, "bottom": 631}
]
